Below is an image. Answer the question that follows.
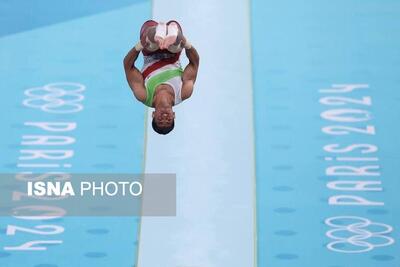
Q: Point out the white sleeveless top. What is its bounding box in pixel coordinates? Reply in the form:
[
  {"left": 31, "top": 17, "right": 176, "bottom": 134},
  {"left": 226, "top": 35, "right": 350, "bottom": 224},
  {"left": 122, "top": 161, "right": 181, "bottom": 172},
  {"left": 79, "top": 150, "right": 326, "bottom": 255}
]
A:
[{"left": 142, "top": 54, "right": 183, "bottom": 106}]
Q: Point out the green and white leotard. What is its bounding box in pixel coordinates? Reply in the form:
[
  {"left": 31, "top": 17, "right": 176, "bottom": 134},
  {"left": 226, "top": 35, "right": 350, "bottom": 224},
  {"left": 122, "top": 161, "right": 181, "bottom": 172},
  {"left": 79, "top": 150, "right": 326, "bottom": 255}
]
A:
[{"left": 142, "top": 55, "right": 184, "bottom": 107}]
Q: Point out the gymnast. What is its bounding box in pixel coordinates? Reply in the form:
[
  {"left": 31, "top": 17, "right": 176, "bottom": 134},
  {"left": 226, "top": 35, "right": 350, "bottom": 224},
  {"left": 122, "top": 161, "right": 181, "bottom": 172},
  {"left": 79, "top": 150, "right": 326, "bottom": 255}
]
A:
[{"left": 124, "top": 20, "right": 200, "bottom": 135}]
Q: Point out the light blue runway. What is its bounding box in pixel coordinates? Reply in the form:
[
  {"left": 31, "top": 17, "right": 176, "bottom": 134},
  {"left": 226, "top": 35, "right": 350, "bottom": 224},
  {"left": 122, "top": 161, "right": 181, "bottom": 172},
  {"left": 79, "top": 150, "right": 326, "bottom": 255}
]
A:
[{"left": 138, "top": 1, "right": 255, "bottom": 267}]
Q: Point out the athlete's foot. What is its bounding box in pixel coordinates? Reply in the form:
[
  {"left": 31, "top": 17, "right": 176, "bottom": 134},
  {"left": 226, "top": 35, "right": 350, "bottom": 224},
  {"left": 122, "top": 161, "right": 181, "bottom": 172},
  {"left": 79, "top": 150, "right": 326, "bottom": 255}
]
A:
[
  {"left": 162, "top": 22, "right": 179, "bottom": 50},
  {"left": 154, "top": 22, "right": 167, "bottom": 49},
  {"left": 154, "top": 36, "right": 164, "bottom": 49}
]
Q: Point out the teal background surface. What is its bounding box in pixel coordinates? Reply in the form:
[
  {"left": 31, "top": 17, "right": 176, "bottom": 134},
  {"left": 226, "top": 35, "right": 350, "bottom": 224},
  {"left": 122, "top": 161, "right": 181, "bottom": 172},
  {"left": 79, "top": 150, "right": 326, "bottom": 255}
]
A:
[
  {"left": 0, "top": 1, "right": 150, "bottom": 266},
  {"left": 252, "top": 1, "right": 400, "bottom": 266}
]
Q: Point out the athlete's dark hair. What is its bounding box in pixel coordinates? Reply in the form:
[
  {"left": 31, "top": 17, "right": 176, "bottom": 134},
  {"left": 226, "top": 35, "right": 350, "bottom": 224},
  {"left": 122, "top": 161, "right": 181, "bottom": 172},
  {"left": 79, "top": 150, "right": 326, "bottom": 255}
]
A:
[{"left": 152, "top": 118, "right": 174, "bottom": 135}]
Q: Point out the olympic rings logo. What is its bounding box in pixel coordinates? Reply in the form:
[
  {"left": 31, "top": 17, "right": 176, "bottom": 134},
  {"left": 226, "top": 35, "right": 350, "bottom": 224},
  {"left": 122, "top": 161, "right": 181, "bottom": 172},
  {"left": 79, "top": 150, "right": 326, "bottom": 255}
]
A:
[
  {"left": 325, "top": 216, "right": 395, "bottom": 253},
  {"left": 23, "top": 82, "right": 85, "bottom": 113}
]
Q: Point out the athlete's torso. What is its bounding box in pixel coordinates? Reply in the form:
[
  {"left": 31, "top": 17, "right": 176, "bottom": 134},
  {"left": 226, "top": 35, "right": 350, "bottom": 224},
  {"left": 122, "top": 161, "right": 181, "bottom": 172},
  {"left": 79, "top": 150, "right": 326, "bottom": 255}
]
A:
[{"left": 142, "top": 52, "right": 183, "bottom": 107}]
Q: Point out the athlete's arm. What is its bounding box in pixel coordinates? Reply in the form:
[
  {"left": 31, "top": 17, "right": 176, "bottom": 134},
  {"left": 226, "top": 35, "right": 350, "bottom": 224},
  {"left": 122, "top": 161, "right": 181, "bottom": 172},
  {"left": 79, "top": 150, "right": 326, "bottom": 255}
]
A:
[
  {"left": 181, "top": 43, "right": 199, "bottom": 100},
  {"left": 123, "top": 45, "right": 147, "bottom": 103}
]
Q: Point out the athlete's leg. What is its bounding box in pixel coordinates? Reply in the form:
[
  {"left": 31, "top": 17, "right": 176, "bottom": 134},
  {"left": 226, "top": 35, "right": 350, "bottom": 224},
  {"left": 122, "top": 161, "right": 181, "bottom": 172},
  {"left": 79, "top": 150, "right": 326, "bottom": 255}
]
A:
[
  {"left": 164, "top": 20, "right": 184, "bottom": 53},
  {"left": 140, "top": 20, "right": 162, "bottom": 55},
  {"left": 139, "top": 20, "right": 183, "bottom": 56},
  {"left": 140, "top": 20, "right": 157, "bottom": 37}
]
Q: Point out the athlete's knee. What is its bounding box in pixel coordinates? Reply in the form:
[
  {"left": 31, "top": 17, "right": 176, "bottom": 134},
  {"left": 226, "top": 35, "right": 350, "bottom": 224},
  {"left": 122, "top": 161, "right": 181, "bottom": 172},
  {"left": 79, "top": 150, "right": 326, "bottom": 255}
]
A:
[
  {"left": 141, "top": 26, "right": 160, "bottom": 53},
  {"left": 145, "top": 26, "right": 157, "bottom": 42},
  {"left": 165, "top": 22, "right": 184, "bottom": 53}
]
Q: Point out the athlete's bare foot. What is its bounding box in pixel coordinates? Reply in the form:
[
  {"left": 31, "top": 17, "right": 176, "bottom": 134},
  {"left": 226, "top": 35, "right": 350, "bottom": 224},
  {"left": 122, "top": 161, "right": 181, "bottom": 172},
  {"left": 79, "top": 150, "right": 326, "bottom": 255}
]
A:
[
  {"left": 162, "top": 22, "right": 179, "bottom": 49},
  {"left": 154, "top": 22, "right": 167, "bottom": 49}
]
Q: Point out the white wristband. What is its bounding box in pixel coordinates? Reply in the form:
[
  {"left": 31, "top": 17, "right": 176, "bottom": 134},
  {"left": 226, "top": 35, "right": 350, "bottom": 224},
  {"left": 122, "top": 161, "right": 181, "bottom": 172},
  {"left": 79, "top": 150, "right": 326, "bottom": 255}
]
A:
[
  {"left": 134, "top": 42, "right": 143, "bottom": 51},
  {"left": 184, "top": 40, "right": 192, "bottom": 49}
]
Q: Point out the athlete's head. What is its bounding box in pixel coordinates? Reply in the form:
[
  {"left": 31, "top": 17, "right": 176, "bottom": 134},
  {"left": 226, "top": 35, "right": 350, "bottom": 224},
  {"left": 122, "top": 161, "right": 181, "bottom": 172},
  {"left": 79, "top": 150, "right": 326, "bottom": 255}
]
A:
[{"left": 152, "top": 106, "right": 175, "bottom": 135}]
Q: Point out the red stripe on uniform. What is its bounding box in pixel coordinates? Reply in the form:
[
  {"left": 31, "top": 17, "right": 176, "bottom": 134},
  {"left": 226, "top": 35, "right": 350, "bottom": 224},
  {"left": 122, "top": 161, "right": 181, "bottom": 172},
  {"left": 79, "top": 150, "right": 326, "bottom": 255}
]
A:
[{"left": 142, "top": 53, "right": 180, "bottom": 79}]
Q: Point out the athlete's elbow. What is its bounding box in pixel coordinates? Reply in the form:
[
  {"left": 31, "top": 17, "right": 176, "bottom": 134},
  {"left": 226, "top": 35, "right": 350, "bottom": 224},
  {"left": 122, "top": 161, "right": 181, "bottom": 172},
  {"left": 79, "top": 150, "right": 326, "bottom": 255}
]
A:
[
  {"left": 123, "top": 56, "right": 130, "bottom": 69},
  {"left": 123, "top": 54, "right": 135, "bottom": 70},
  {"left": 186, "top": 89, "right": 193, "bottom": 99},
  {"left": 192, "top": 50, "right": 200, "bottom": 67},
  {"left": 132, "top": 89, "right": 146, "bottom": 103},
  {"left": 182, "top": 84, "right": 194, "bottom": 100},
  {"left": 191, "top": 55, "right": 200, "bottom": 68}
]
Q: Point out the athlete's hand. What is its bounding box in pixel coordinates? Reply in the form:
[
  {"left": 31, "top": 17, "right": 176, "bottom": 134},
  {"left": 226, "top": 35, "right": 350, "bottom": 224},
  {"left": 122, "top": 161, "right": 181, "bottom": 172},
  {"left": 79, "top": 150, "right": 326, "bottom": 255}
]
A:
[
  {"left": 181, "top": 36, "right": 187, "bottom": 47},
  {"left": 181, "top": 36, "right": 192, "bottom": 50}
]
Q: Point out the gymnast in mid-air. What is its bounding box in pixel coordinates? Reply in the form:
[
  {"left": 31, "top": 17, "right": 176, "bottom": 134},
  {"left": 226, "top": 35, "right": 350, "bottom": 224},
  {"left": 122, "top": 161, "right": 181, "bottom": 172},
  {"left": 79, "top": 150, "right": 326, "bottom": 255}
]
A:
[{"left": 123, "top": 20, "right": 200, "bottom": 135}]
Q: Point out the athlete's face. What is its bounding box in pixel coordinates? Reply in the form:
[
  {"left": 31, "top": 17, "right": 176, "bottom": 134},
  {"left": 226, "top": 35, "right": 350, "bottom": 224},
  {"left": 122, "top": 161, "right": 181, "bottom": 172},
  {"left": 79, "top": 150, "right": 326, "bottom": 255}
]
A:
[{"left": 153, "top": 107, "right": 175, "bottom": 127}]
